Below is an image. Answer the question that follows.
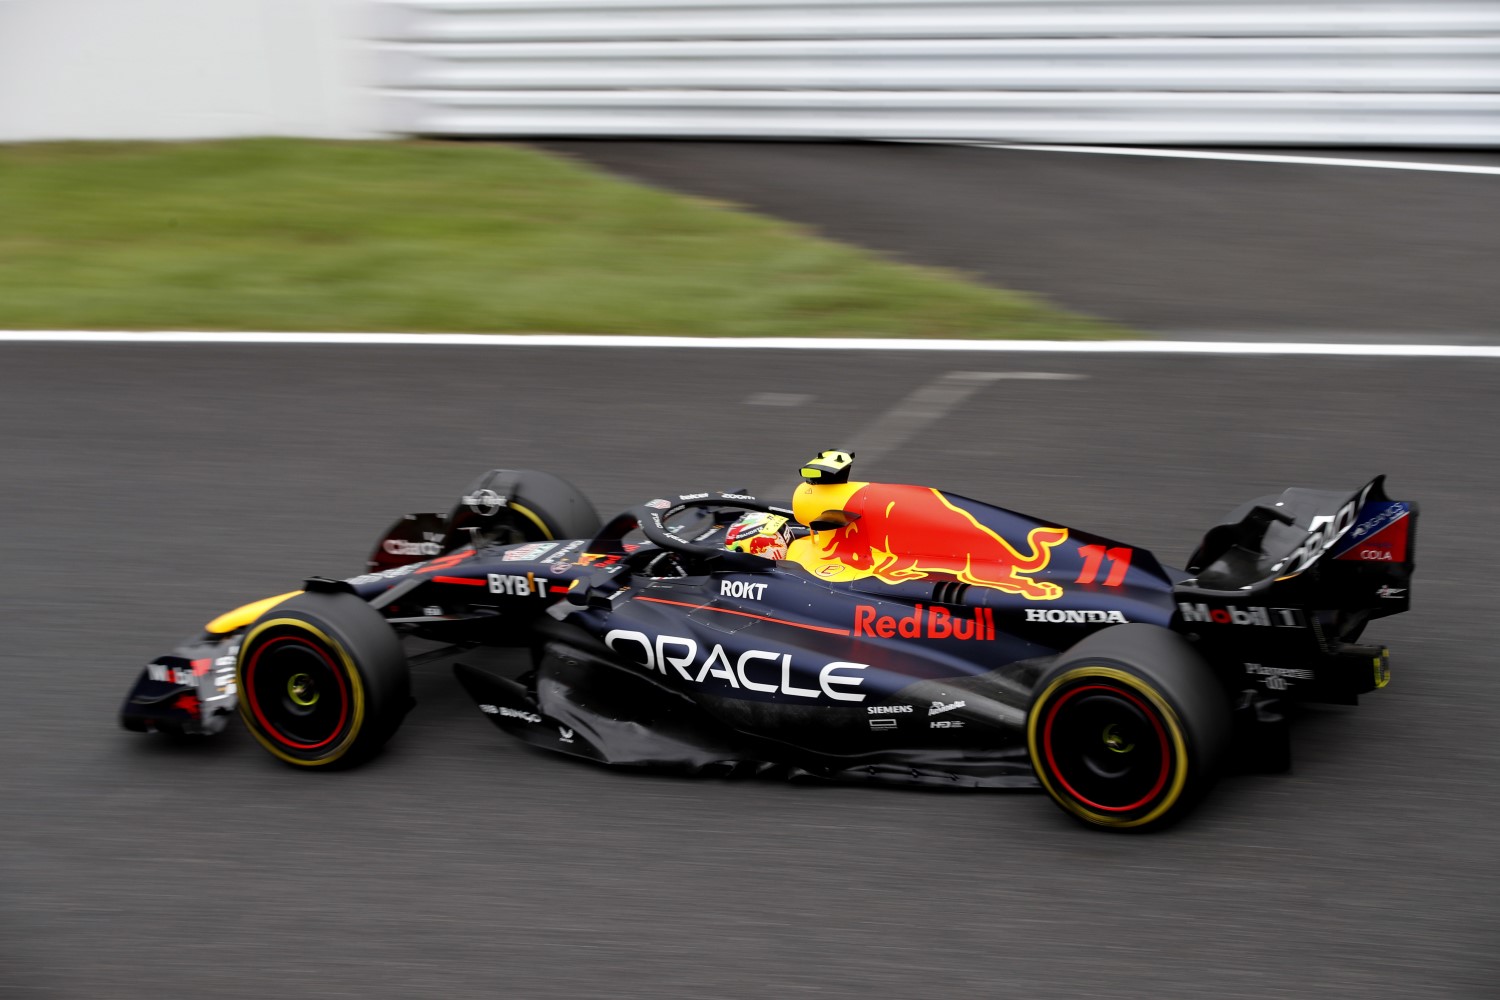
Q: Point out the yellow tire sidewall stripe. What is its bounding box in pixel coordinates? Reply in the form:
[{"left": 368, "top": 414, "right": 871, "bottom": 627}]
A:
[
  {"left": 506, "top": 501, "right": 553, "bottom": 540},
  {"left": 237, "top": 617, "right": 367, "bottom": 768},
  {"left": 1027, "top": 664, "right": 1191, "bottom": 829}
]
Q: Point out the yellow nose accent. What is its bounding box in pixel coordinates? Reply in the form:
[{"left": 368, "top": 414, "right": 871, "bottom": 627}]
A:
[{"left": 205, "top": 591, "right": 304, "bottom": 634}]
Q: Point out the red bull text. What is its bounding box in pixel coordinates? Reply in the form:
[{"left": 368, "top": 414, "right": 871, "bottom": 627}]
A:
[{"left": 854, "top": 604, "right": 997, "bottom": 641}]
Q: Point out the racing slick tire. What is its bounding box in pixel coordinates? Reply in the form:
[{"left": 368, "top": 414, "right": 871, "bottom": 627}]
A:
[
  {"left": 1027, "top": 624, "right": 1231, "bottom": 831},
  {"left": 235, "top": 591, "right": 411, "bottom": 770},
  {"left": 444, "top": 469, "right": 601, "bottom": 551}
]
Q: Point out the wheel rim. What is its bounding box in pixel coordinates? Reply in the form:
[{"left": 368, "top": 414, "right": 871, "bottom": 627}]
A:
[
  {"left": 243, "top": 634, "right": 350, "bottom": 750},
  {"left": 486, "top": 520, "right": 531, "bottom": 546},
  {"left": 455, "top": 509, "right": 549, "bottom": 549},
  {"left": 1041, "top": 683, "right": 1172, "bottom": 813}
]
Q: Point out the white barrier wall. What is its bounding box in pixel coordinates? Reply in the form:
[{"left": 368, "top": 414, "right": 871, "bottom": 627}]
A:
[
  {"left": 0, "top": 0, "right": 373, "bottom": 141},
  {"left": 1, "top": 0, "right": 1497, "bottom": 145},
  {"left": 371, "top": 0, "right": 1500, "bottom": 146}
]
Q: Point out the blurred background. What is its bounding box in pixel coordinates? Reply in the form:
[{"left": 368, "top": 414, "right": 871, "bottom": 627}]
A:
[
  {"left": 4, "top": 0, "right": 1499, "bottom": 145},
  {"left": 2, "top": 2, "right": 1498, "bottom": 999}
]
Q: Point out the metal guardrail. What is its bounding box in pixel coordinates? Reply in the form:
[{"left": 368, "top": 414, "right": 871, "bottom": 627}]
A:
[
  {"left": 376, "top": 38, "right": 1500, "bottom": 93},
  {"left": 369, "top": 1, "right": 1500, "bottom": 41},
  {"left": 380, "top": 91, "right": 1500, "bottom": 145},
  {"left": 370, "top": 1, "right": 1500, "bottom": 146}
]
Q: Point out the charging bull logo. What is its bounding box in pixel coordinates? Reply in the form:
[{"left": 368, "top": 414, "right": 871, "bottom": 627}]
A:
[{"left": 808, "top": 485, "right": 1068, "bottom": 600}]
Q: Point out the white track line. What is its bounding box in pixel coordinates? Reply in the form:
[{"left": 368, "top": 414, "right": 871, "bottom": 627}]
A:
[
  {"left": 845, "top": 371, "right": 1088, "bottom": 465},
  {"left": 762, "top": 370, "right": 1087, "bottom": 494},
  {"left": 957, "top": 143, "right": 1500, "bottom": 176},
  {"left": 2, "top": 331, "right": 1499, "bottom": 357}
]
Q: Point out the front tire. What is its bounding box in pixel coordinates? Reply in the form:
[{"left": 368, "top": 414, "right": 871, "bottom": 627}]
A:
[
  {"left": 444, "top": 468, "right": 601, "bottom": 550},
  {"left": 236, "top": 591, "right": 411, "bottom": 769},
  {"left": 1027, "top": 624, "right": 1230, "bottom": 831}
]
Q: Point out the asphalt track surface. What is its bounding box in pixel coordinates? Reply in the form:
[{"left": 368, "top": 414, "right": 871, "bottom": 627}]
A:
[
  {"left": 3, "top": 342, "right": 1497, "bottom": 999},
  {"left": 537, "top": 141, "right": 1500, "bottom": 336}
]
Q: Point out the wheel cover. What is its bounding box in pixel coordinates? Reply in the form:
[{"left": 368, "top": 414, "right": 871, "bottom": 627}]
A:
[
  {"left": 237, "top": 618, "right": 366, "bottom": 765},
  {"left": 1028, "top": 665, "right": 1190, "bottom": 828},
  {"left": 451, "top": 504, "right": 552, "bottom": 551},
  {"left": 481, "top": 509, "right": 541, "bottom": 547},
  {"left": 1042, "top": 684, "right": 1169, "bottom": 812}
]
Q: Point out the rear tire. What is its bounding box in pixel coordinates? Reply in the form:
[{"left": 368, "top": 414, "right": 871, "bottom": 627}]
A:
[
  {"left": 236, "top": 591, "right": 411, "bottom": 769},
  {"left": 1027, "top": 624, "right": 1230, "bottom": 831}
]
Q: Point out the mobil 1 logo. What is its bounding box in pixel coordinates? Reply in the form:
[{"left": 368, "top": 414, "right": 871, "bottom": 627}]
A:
[{"left": 1178, "top": 603, "right": 1305, "bottom": 628}]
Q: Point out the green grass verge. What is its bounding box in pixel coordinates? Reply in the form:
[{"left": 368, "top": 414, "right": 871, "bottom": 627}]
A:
[{"left": 0, "top": 139, "right": 1125, "bottom": 338}]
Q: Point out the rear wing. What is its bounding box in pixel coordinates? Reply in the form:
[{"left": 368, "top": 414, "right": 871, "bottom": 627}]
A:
[{"left": 1178, "top": 476, "right": 1416, "bottom": 619}]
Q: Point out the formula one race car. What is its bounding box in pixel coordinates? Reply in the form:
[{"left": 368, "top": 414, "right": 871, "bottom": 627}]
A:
[{"left": 121, "top": 451, "right": 1417, "bottom": 830}]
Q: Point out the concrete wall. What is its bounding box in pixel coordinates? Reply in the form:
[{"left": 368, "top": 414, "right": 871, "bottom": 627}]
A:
[{"left": 0, "top": 0, "right": 373, "bottom": 141}]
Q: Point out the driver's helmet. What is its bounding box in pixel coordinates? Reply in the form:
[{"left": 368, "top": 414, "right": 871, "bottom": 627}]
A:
[{"left": 724, "top": 512, "right": 791, "bottom": 560}]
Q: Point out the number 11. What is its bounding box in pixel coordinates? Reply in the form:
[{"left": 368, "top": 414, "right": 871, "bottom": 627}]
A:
[{"left": 1075, "top": 545, "right": 1132, "bottom": 587}]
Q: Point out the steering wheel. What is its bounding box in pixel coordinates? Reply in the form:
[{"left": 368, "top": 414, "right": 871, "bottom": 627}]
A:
[{"left": 630, "top": 491, "right": 786, "bottom": 573}]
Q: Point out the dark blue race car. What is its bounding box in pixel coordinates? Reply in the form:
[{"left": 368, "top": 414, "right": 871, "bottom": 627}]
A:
[{"left": 122, "top": 451, "right": 1417, "bottom": 831}]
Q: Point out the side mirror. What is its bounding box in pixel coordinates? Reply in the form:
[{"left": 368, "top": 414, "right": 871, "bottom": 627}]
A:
[{"left": 808, "top": 509, "right": 861, "bottom": 532}]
